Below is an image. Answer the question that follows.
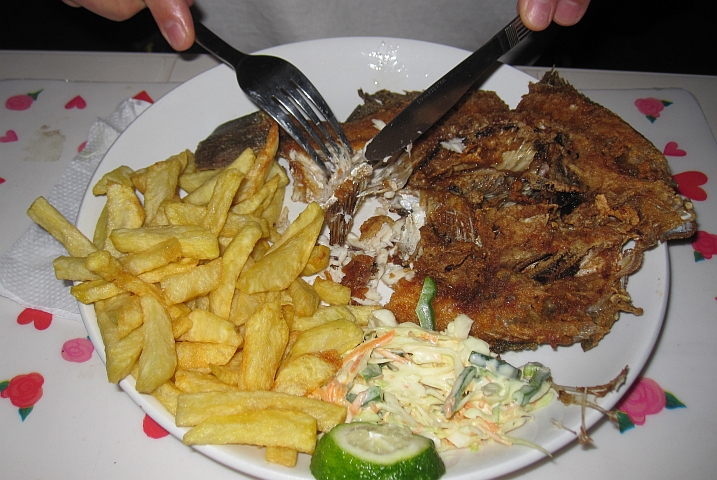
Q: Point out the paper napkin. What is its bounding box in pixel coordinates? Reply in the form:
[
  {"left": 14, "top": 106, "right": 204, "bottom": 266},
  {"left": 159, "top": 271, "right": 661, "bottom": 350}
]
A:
[{"left": 0, "top": 98, "right": 151, "bottom": 322}]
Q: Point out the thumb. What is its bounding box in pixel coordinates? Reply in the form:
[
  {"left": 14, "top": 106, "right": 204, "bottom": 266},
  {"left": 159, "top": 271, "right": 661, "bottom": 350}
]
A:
[{"left": 145, "top": 0, "right": 195, "bottom": 51}]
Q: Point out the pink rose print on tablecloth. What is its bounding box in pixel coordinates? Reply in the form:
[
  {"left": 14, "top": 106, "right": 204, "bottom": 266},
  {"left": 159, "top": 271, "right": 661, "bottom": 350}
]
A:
[
  {"left": 17, "top": 308, "right": 53, "bottom": 330},
  {"left": 65, "top": 95, "right": 87, "bottom": 110},
  {"left": 663, "top": 141, "right": 687, "bottom": 157},
  {"left": 692, "top": 230, "right": 717, "bottom": 261},
  {"left": 143, "top": 414, "right": 169, "bottom": 439},
  {"left": 1, "top": 372, "right": 44, "bottom": 421},
  {"left": 5, "top": 89, "right": 43, "bottom": 111},
  {"left": 673, "top": 171, "right": 708, "bottom": 201},
  {"left": 62, "top": 337, "right": 94, "bottom": 363},
  {"left": 616, "top": 377, "right": 685, "bottom": 432},
  {"left": 635, "top": 97, "right": 672, "bottom": 123},
  {"left": 0, "top": 130, "right": 18, "bottom": 143}
]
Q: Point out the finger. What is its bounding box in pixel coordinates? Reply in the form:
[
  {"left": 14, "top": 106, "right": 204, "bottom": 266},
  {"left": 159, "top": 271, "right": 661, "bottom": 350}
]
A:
[
  {"left": 145, "top": 0, "right": 195, "bottom": 51},
  {"left": 61, "top": 0, "right": 147, "bottom": 22},
  {"left": 518, "top": 0, "right": 557, "bottom": 31},
  {"left": 553, "top": 0, "right": 591, "bottom": 26}
]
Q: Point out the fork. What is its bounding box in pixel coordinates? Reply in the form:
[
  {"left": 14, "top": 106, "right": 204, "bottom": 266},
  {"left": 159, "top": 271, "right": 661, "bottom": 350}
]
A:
[{"left": 193, "top": 21, "right": 352, "bottom": 175}]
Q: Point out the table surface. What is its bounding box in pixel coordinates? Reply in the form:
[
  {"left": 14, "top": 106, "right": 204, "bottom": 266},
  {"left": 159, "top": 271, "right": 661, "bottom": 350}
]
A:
[{"left": 1, "top": 50, "right": 716, "bottom": 480}]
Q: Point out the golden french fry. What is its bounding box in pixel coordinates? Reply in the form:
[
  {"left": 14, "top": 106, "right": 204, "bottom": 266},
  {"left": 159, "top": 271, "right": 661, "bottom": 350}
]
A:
[
  {"left": 241, "top": 300, "right": 288, "bottom": 391},
  {"left": 85, "top": 250, "right": 167, "bottom": 303},
  {"left": 184, "top": 148, "right": 256, "bottom": 206},
  {"left": 289, "top": 318, "right": 364, "bottom": 358},
  {"left": 174, "top": 369, "right": 240, "bottom": 393},
  {"left": 175, "top": 341, "right": 237, "bottom": 371},
  {"left": 71, "top": 279, "right": 125, "bottom": 304},
  {"left": 209, "top": 222, "right": 262, "bottom": 319},
  {"left": 288, "top": 277, "right": 320, "bottom": 317},
  {"left": 180, "top": 309, "right": 242, "bottom": 347},
  {"left": 272, "top": 350, "right": 342, "bottom": 397},
  {"left": 234, "top": 122, "right": 279, "bottom": 203},
  {"left": 301, "top": 245, "right": 331, "bottom": 276},
  {"left": 182, "top": 409, "right": 317, "bottom": 454},
  {"left": 228, "top": 289, "right": 265, "bottom": 327},
  {"left": 95, "top": 299, "right": 145, "bottom": 383},
  {"left": 237, "top": 202, "right": 324, "bottom": 293},
  {"left": 179, "top": 168, "right": 220, "bottom": 193},
  {"left": 175, "top": 390, "right": 346, "bottom": 431},
  {"left": 261, "top": 185, "right": 286, "bottom": 226},
  {"left": 250, "top": 238, "right": 272, "bottom": 261},
  {"left": 93, "top": 204, "right": 109, "bottom": 250},
  {"left": 164, "top": 201, "right": 206, "bottom": 226},
  {"left": 104, "top": 182, "right": 145, "bottom": 256},
  {"left": 92, "top": 165, "right": 135, "bottom": 195},
  {"left": 142, "top": 154, "right": 184, "bottom": 226},
  {"left": 110, "top": 225, "right": 219, "bottom": 260},
  {"left": 291, "top": 305, "right": 357, "bottom": 332},
  {"left": 103, "top": 293, "right": 144, "bottom": 339},
  {"left": 345, "top": 304, "right": 382, "bottom": 327},
  {"left": 27, "top": 197, "right": 97, "bottom": 257},
  {"left": 135, "top": 294, "right": 177, "bottom": 393},
  {"left": 171, "top": 312, "right": 193, "bottom": 339},
  {"left": 230, "top": 175, "right": 279, "bottom": 216},
  {"left": 53, "top": 256, "right": 100, "bottom": 281},
  {"left": 129, "top": 166, "right": 149, "bottom": 193},
  {"left": 120, "top": 237, "right": 183, "bottom": 275},
  {"left": 151, "top": 380, "right": 182, "bottom": 416},
  {"left": 138, "top": 258, "right": 199, "bottom": 284},
  {"left": 203, "top": 168, "right": 245, "bottom": 235},
  {"left": 313, "top": 276, "right": 352, "bottom": 306},
  {"left": 265, "top": 446, "right": 298, "bottom": 468},
  {"left": 160, "top": 258, "right": 222, "bottom": 305},
  {"left": 219, "top": 212, "right": 270, "bottom": 238}
]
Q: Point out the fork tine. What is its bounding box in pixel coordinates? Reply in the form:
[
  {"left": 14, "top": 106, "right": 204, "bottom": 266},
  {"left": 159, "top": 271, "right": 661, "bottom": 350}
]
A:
[
  {"left": 274, "top": 88, "right": 336, "bottom": 159},
  {"left": 284, "top": 83, "right": 347, "bottom": 157},
  {"left": 291, "top": 75, "right": 353, "bottom": 154}
]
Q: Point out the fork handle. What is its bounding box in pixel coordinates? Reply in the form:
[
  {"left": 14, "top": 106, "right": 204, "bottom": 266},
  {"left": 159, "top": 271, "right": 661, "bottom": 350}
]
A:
[{"left": 193, "top": 21, "right": 247, "bottom": 69}]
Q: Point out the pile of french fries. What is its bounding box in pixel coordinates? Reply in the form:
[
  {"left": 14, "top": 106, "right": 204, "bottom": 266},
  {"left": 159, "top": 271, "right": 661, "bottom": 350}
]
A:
[{"left": 27, "top": 121, "right": 380, "bottom": 468}]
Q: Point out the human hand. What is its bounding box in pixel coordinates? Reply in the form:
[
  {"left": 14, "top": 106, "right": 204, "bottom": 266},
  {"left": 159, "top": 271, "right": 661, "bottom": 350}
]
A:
[
  {"left": 518, "top": 0, "right": 591, "bottom": 31},
  {"left": 62, "top": 0, "right": 195, "bottom": 51}
]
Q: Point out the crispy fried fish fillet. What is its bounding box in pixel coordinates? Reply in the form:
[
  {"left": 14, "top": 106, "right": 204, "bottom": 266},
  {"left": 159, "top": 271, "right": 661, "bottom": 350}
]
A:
[{"left": 385, "top": 71, "right": 695, "bottom": 352}]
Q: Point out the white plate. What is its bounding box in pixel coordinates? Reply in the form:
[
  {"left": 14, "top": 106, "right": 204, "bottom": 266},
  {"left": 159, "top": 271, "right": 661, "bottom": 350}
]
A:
[{"left": 75, "top": 37, "right": 668, "bottom": 480}]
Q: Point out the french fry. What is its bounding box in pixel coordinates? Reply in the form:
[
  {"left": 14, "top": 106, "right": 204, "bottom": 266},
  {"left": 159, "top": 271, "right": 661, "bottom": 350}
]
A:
[
  {"left": 203, "top": 168, "right": 245, "bottom": 235},
  {"left": 288, "top": 277, "right": 320, "bottom": 317},
  {"left": 289, "top": 319, "right": 364, "bottom": 358},
  {"left": 175, "top": 341, "right": 237, "bottom": 371},
  {"left": 138, "top": 258, "right": 199, "bottom": 284},
  {"left": 135, "top": 294, "right": 177, "bottom": 393},
  {"left": 151, "top": 380, "right": 183, "bottom": 416},
  {"left": 209, "top": 222, "right": 262, "bottom": 319},
  {"left": 85, "top": 250, "right": 167, "bottom": 303},
  {"left": 182, "top": 409, "right": 317, "bottom": 454},
  {"left": 104, "top": 182, "right": 145, "bottom": 255},
  {"left": 53, "top": 256, "right": 100, "bottom": 281},
  {"left": 174, "top": 369, "right": 240, "bottom": 393},
  {"left": 234, "top": 122, "right": 279, "bottom": 203},
  {"left": 228, "top": 289, "right": 265, "bottom": 327},
  {"left": 265, "top": 446, "right": 298, "bottom": 468},
  {"left": 27, "top": 197, "right": 97, "bottom": 257},
  {"left": 92, "top": 165, "right": 135, "bottom": 195},
  {"left": 183, "top": 148, "right": 256, "bottom": 206},
  {"left": 103, "top": 293, "right": 144, "bottom": 339},
  {"left": 219, "top": 212, "right": 270, "bottom": 238},
  {"left": 237, "top": 202, "right": 324, "bottom": 293},
  {"left": 164, "top": 201, "right": 206, "bottom": 226},
  {"left": 230, "top": 175, "right": 279, "bottom": 216},
  {"left": 110, "top": 225, "right": 219, "bottom": 260},
  {"left": 175, "top": 390, "right": 346, "bottom": 431},
  {"left": 241, "top": 300, "right": 288, "bottom": 391},
  {"left": 142, "top": 154, "right": 184, "bottom": 226},
  {"left": 272, "top": 350, "right": 342, "bottom": 397},
  {"left": 301, "top": 245, "right": 331, "bottom": 276},
  {"left": 95, "top": 299, "right": 145, "bottom": 383},
  {"left": 71, "top": 279, "right": 125, "bottom": 304},
  {"left": 180, "top": 309, "right": 242, "bottom": 347},
  {"left": 291, "top": 305, "right": 357, "bottom": 332},
  {"left": 160, "top": 258, "right": 222, "bottom": 305},
  {"left": 120, "top": 237, "right": 183, "bottom": 275},
  {"left": 93, "top": 205, "right": 109, "bottom": 250},
  {"left": 179, "top": 168, "right": 220, "bottom": 193},
  {"left": 312, "top": 276, "right": 352, "bottom": 306}
]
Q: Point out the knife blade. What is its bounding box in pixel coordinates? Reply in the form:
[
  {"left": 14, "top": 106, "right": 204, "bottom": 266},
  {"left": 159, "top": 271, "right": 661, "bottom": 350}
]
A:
[{"left": 364, "top": 16, "right": 532, "bottom": 164}]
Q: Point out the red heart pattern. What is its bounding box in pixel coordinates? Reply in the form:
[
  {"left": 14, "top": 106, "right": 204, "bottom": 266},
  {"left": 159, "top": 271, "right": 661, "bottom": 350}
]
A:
[
  {"left": 664, "top": 141, "right": 687, "bottom": 157},
  {"left": 132, "top": 90, "right": 154, "bottom": 104},
  {"left": 143, "top": 414, "right": 169, "bottom": 438},
  {"left": 0, "top": 130, "right": 18, "bottom": 143},
  {"left": 673, "top": 171, "right": 708, "bottom": 201},
  {"left": 17, "top": 308, "right": 53, "bottom": 330},
  {"left": 65, "top": 95, "right": 87, "bottom": 110}
]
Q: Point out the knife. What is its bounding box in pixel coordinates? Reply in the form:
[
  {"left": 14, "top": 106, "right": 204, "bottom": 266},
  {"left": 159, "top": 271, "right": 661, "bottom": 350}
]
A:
[{"left": 364, "top": 16, "right": 532, "bottom": 163}]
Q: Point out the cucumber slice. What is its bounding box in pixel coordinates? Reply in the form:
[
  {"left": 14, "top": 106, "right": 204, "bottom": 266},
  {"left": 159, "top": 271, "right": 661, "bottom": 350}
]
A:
[{"left": 310, "top": 422, "right": 445, "bottom": 480}]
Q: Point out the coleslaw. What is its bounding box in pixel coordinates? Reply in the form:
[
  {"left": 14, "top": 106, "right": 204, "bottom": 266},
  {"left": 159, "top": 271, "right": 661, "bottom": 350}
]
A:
[{"left": 312, "top": 310, "right": 555, "bottom": 453}]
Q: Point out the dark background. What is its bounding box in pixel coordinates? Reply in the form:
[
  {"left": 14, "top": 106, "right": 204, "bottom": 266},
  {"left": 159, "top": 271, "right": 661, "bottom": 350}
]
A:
[{"left": 1, "top": 0, "right": 715, "bottom": 76}]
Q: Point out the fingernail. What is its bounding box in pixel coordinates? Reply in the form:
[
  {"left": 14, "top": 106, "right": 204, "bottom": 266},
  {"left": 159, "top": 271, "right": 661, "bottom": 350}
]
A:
[
  {"left": 555, "top": 0, "right": 584, "bottom": 25},
  {"left": 163, "top": 21, "right": 187, "bottom": 50},
  {"left": 526, "top": 0, "right": 553, "bottom": 29}
]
